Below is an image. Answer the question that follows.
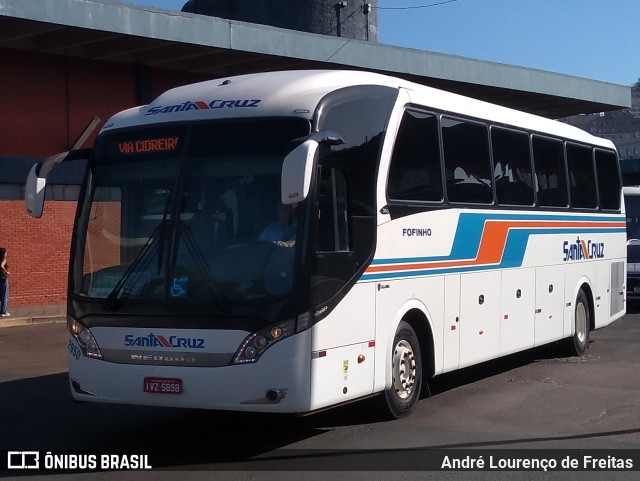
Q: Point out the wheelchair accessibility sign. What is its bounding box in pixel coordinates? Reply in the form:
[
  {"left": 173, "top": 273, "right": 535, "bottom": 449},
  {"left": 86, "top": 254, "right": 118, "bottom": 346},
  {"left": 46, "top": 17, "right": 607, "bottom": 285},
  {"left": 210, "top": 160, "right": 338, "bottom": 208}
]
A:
[{"left": 170, "top": 277, "right": 188, "bottom": 299}]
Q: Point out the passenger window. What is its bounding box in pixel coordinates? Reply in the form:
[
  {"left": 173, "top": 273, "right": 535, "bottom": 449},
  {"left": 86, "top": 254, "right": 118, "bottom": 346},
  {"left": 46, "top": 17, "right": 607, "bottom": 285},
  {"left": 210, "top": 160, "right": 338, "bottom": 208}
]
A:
[
  {"left": 595, "top": 150, "right": 621, "bottom": 210},
  {"left": 566, "top": 143, "right": 597, "bottom": 209},
  {"left": 532, "top": 136, "right": 568, "bottom": 207},
  {"left": 387, "top": 110, "right": 443, "bottom": 202},
  {"left": 491, "top": 127, "right": 534, "bottom": 206},
  {"left": 442, "top": 117, "right": 493, "bottom": 204}
]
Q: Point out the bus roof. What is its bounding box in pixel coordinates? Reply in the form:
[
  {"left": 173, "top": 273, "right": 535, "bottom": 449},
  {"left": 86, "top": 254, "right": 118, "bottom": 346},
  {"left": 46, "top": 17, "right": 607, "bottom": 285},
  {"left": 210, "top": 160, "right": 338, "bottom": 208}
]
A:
[{"left": 100, "top": 70, "right": 615, "bottom": 150}]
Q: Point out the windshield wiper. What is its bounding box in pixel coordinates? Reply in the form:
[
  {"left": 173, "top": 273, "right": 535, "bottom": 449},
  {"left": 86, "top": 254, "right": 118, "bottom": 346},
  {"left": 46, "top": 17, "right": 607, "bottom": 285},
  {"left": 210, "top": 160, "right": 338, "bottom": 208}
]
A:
[
  {"left": 177, "top": 224, "right": 228, "bottom": 310},
  {"left": 104, "top": 187, "right": 175, "bottom": 311},
  {"left": 103, "top": 222, "right": 165, "bottom": 311}
]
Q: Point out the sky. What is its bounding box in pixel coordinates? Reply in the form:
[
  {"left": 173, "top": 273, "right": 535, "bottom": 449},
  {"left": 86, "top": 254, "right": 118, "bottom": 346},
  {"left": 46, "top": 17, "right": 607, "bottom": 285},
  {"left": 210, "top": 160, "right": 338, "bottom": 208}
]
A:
[{"left": 122, "top": 0, "right": 640, "bottom": 86}]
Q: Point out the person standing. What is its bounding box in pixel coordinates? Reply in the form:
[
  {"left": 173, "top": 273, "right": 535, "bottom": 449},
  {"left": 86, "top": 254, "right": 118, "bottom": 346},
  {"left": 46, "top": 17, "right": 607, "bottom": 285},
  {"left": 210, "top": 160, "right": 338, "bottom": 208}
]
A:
[{"left": 0, "top": 247, "right": 10, "bottom": 317}]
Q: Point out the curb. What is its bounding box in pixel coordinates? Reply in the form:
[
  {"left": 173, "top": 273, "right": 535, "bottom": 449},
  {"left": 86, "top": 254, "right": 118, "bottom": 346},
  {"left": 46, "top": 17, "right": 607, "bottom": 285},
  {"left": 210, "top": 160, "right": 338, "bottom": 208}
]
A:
[{"left": 0, "top": 315, "right": 66, "bottom": 329}]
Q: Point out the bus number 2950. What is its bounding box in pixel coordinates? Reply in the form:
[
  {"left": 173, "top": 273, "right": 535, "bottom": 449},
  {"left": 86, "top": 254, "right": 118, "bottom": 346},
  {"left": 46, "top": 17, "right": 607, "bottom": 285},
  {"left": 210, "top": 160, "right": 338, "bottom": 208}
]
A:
[{"left": 68, "top": 340, "right": 82, "bottom": 360}]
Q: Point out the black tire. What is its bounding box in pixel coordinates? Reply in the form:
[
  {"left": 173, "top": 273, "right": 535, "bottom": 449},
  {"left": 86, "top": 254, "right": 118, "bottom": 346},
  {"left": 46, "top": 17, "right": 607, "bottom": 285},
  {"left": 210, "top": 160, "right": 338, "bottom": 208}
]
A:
[
  {"left": 569, "top": 289, "right": 590, "bottom": 356},
  {"left": 382, "top": 321, "right": 422, "bottom": 419}
]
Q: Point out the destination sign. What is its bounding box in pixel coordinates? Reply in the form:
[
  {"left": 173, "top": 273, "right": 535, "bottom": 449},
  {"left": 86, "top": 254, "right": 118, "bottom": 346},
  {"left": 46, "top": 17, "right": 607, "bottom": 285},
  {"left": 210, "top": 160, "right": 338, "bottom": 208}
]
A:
[{"left": 118, "top": 137, "right": 179, "bottom": 155}]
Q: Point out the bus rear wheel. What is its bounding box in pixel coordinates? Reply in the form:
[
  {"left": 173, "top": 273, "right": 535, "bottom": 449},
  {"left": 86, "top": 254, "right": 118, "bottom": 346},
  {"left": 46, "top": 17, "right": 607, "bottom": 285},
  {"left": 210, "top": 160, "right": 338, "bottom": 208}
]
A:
[
  {"left": 382, "top": 321, "right": 422, "bottom": 418},
  {"left": 568, "top": 289, "right": 590, "bottom": 356}
]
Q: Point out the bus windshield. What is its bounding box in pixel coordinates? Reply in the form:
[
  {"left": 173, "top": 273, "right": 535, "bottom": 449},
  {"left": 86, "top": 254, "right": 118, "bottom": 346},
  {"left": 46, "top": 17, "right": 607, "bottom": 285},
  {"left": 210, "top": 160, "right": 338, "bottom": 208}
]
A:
[{"left": 73, "top": 118, "right": 310, "bottom": 306}]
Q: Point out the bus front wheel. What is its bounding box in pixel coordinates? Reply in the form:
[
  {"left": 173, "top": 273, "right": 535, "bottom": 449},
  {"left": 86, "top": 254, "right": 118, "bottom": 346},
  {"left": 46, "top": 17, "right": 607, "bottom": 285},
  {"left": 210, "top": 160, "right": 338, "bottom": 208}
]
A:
[
  {"left": 569, "top": 289, "right": 590, "bottom": 356},
  {"left": 382, "top": 321, "right": 422, "bottom": 418}
]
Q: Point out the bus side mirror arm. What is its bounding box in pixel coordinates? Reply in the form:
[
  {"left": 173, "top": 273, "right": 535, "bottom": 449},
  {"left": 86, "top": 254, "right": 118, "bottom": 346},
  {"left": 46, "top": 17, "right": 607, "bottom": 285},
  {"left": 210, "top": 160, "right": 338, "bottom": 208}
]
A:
[
  {"left": 281, "top": 130, "right": 344, "bottom": 205},
  {"left": 25, "top": 116, "right": 100, "bottom": 218}
]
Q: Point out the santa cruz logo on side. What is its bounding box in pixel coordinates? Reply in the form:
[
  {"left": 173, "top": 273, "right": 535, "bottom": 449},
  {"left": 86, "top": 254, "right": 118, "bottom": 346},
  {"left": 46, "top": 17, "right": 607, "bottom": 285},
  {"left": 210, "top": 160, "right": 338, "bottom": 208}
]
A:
[
  {"left": 562, "top": 237, "right": 605, "bottom": 262},
  {"left": 124, "top": 333, "right": 205, "bottom": 349},
  {"left": 145, "top": 99, "right": 261, "bottom": 116}
]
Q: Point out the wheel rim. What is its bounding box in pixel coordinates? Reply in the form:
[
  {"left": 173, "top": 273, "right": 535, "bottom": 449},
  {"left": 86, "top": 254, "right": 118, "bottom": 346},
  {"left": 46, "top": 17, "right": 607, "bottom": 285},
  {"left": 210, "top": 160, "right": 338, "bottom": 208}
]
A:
[
  {"left": 392, "top": 339, "right": 416, "bottom": 399},
  {"left": 576, "top": 302, "right": 587, "bottom": 344}
]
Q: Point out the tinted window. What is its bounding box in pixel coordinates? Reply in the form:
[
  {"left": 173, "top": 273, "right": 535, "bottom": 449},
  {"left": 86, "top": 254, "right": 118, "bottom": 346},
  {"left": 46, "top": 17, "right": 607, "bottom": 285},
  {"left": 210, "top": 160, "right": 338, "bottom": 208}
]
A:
[
  {"left": 596, "top": 150, "right": 621, "bottom": 210},
  {"left": 312, "top": 86, "right": 396, "bottom": 308},
  {"left": 625, "top": 194, "right": 640, "bottom": 240},
  {"left": 566, "top": 144, "right": 597, "bottom": 209},
  {"left": 387, "top": 110, "right": 443, "bottom": 202},
  {"left": 316, "top": 87, "right": 395, "bottom": 218},
  {"left": 532, "top": 136, "right": 568, "bottom": 207},
  {"left": 317, "top": 167, "right": 350, "bottom": 252},
  {"left": 311, "top": 165, "right": 355, "bottom": 308},
  {"left": 442, "top": 117, "right": 493, "bottom": 204},
  {"left": 491, "top": 127, "right": 534, "bottom": 206}
]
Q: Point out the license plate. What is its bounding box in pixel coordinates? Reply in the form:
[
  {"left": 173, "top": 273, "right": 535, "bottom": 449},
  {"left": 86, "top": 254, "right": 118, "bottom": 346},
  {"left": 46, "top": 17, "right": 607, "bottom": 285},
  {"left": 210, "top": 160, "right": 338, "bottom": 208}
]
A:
[{"left": 143, "top": 377, "right": 182, "bottom": 394}]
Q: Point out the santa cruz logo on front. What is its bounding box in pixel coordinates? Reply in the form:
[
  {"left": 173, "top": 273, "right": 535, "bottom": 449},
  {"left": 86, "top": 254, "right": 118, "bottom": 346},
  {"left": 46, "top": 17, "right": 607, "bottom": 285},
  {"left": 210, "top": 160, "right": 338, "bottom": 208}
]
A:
[
  {"left": 124, "top": 333, "right": 205, "bottom": 349},
  {"left": 145, "top": 99, "right": 261, "bottom": 116},
  {"left": 563, "top": 237, "right": 605, "bottom": 262}
]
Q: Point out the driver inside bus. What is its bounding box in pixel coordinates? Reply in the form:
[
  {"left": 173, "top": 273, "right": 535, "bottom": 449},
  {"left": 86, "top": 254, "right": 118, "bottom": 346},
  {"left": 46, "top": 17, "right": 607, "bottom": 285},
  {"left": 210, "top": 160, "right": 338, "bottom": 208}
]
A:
[{"left": 259, "top": 202, "right": 297, "bottom": 247}]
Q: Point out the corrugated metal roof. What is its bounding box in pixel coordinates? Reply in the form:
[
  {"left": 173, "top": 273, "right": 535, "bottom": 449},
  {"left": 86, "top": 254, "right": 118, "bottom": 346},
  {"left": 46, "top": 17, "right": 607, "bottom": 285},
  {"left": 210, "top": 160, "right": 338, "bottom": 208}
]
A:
[{"left": 0, "top": 0, "right": 631, "bottom": 118}]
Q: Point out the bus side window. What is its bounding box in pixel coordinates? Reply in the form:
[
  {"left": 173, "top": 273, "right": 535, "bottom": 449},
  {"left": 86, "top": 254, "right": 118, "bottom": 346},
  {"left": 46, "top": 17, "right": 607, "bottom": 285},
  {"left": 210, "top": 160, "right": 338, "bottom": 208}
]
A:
[
  {"left": 442, "top": 117, "right": 493, "bottom": 204},
  {"left": 595, "top": 150, "right": 621, "bottom": 210},
  {"left": 387, "top": 110, "right": 443, "bottom": 202},
  {"left": 566, "top": 143, "right": 597, "bottom": 209},
  {"left": 491, "top": 127, "right": 534, "bottom": 206},
  {"left": 532, "top": 136, "right": 568, "bottom": 208},
  {"left": 311, "top": 166, "right": 355, "bottom": 304},
  {"left": 317, "top": 167, "right": 350, "bottom": 252}
]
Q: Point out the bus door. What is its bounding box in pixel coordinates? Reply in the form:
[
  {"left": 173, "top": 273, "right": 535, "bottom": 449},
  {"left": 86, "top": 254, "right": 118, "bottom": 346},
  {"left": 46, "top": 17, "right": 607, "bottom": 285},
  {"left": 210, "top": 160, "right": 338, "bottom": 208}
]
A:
[{"left": 594, "top": 261, "right": 611, "bottom": 328}]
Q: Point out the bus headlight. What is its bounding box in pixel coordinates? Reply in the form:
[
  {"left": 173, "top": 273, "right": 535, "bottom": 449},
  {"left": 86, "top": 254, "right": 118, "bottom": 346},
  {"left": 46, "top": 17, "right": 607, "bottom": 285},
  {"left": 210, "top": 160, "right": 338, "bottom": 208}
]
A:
[
  {"left": 232, "top": 319, "right": 295, "bottom": 364},
  {"left": 68, "top": 317, "right": 103, "bottom": 359}
]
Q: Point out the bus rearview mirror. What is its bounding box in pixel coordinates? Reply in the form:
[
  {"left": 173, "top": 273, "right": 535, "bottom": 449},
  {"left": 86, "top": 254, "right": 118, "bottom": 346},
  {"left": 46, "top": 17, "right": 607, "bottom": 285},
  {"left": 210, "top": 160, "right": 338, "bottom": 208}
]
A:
[
  {"left": 25, "top": 151, "right": 69, "bottom": 218},
  {"left": 281, "top": 140, "right": 318, "bottom": 205},
  {"left": 25, "top": 162, "right": 47, "bottom": 218}
]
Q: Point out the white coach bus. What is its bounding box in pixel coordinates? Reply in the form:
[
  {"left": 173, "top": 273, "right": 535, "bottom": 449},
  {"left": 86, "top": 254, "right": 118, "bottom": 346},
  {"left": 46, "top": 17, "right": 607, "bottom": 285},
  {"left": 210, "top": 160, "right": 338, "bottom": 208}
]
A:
[{"left": 26, "top": 70, "right": 626, "bottom": 418}]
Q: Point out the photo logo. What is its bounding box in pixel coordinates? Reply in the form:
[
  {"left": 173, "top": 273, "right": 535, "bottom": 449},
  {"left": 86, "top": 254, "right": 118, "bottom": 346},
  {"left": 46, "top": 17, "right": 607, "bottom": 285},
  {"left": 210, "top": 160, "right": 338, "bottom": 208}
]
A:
[{"left": 7, "top": 451, "right": 39, "bottom": 469}]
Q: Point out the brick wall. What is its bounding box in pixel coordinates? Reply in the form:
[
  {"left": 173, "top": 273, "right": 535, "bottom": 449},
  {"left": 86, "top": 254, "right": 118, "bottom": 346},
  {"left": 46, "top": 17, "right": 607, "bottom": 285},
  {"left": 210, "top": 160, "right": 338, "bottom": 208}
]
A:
[
  {"left": 0, "top": 48, "right": 209, "bottom": 157},
  {"left": 0, "top": 200, "right": 77, "bottom": 308},
  {"left": 0, "top": 48, "right": 210, "bottom": 310}
]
